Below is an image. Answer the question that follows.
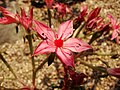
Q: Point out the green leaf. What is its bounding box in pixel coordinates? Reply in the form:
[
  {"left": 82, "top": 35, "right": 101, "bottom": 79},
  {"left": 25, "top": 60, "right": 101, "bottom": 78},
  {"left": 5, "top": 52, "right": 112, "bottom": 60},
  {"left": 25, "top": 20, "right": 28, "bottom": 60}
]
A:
[
  {"left": 88, "top": 30, "right": 104, "bottom": 44},
  {"left": 0, "top": 53, "right": 17, "bottom": 79},
  {"left": 48, "top": 53, "right": 55, "bottom": 66},
  {"left": 16, "top": 25, "right": 19, "bottom": 33}
]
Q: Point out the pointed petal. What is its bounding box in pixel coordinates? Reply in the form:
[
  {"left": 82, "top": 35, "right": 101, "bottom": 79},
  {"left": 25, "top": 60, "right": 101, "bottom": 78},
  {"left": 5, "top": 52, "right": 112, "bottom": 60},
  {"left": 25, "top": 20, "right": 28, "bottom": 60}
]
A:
[
  {"left": 81, "top": 5, "right": 88, "bottom": 13},
  {"left": 107, "top": 14, "right": 116, "bottom": 27},
  {"left": 0, "top": 6, "right": 15, "bottom": 18},
  {"left": 116, "top": 36, "right": 120, "bottom": 44},
  {"left": 20, "top": 8, "right": 26, "bottom": 19},
  {"left": 87, "top": 7, "right": 101, "bottom": 22},
  {"left": 33, "top": 20, "right": 55, "bottom": 41},
  {"left": 0, "top": 6, "right": 18, "bottom": 24},
  {"left": 79, "top": 5, "right": 88, "bottom": 19},
  {"left": 111, "top": 29, "right": 119, "bottom": 40},
  {"left": 0, "top": 17, "right": 17, "bottom": 24},
  {"left": 107, "top": 14, "right": 120, "bottom": 30},
  {"left": 33, "top": 40, "right": 55, "bottom": 55},
  {"left": 19, "top": 8, "right": 33, "bottom": 30},
  {"left": 64, "top": 38, "right": 92, "bottom": 52},
  {"left": 107, "top": 14, "right": 120, "bottom": 42},
  {"left": 45, "top": 0, "right": 54, "bottom": 8},
  {"left": 56, "top": 48, "right": 74, "bottom": 67},
  {"left": 29, "top": 7, "right": 33, "bottom": 20},
  {"left": 57, "top": 20, "right": 74, "bottom": 40},
  {"left": 107, "top": 68, "right": 120, "bottom": 78}
]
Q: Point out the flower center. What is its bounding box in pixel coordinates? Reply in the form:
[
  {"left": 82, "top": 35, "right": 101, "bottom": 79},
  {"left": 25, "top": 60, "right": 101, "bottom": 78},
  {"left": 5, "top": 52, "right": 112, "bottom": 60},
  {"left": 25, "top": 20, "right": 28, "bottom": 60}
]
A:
[{"left": 54, "top": 39, "right": 63, "bottom": 47}]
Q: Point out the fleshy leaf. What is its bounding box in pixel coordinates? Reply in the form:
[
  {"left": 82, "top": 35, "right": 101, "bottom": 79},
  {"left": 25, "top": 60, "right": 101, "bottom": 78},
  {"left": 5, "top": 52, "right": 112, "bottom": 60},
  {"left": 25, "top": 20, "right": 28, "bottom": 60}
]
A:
[
  {"left": 48, "top": 52, "right": 55, "bottom": 66},
  {"left": 16, "top": 25, "right": 19, "bottom": 33},
  {"left": 88, "top": 30, "right": 104, "bottom": 44}
]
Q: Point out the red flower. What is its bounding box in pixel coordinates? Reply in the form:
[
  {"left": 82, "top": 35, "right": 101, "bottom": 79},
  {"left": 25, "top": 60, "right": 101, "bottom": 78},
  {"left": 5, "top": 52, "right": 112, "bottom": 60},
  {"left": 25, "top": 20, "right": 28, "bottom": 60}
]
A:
[
  {"left": 75, "top": 5, "right": 88, "bottom": 23},
  {"left": 53, "top": 3, "right": 72, "bottom": 17},
  {"left": 85, "top": 7, "right": 101, "bottom": 31},
  {"left": 33, "top": 20, "right": 92, "bottom": 67},
  {"left": 18, "top": 7, "right": 33, "bottom": 30},
  {"left": 0, "top": 6, "right": 19, "bottom": 24},
  {"left": 62, "top": 66, "right": 87, "bottom": 90},
  {"left": 107, "top": 14, "right": 120, "bottom": 43},
  {"left": 68, "top": 68, "right": 87, "bottom": 86},
  {"left": 86, "top": 16, "right": 103, "bottom": 31},
  {"left": 87, "top": 7, "right": 101, "bottom": 22},
  {"left": 0, "top": 6, "right": 33, "bottom": 30},
  {"left": 45, "top": 0, "right": 54, "bottom": 9}
]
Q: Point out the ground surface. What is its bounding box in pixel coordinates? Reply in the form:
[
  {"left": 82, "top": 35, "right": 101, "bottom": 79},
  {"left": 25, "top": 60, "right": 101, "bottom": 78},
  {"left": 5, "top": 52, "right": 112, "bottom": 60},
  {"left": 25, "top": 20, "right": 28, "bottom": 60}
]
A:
[{"left": 0, "top": 0, "right": 120, "bottom": 90}]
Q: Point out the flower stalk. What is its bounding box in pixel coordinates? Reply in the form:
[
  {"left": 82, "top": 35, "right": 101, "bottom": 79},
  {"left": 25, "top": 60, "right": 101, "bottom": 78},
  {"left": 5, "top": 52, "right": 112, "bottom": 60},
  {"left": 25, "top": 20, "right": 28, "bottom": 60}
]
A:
[
  {"left": 34, "top": 55, "right": 49, "bottom": 79},
  {"left": 0, "top": 53, "right": 17, "bottom": 79},
  {"left": 77, "top": 58, "right": 107, "bottom": 73},
  {"left": 72, "top": 22, "right": 85, "bottom": 38},
  {"left": 26, "top": 30, "right": 35, "bottom": 88},
  {"left": 47, "top": 8, "right": 52, "bottom": 27}
]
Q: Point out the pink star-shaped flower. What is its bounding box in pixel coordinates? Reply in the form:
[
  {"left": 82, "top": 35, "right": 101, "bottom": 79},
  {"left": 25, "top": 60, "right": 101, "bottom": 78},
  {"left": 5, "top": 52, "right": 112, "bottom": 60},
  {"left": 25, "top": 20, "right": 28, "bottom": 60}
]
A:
[
  {"left": 107, "top": 14, "right": 120, "bottom": 43},
  {"left": 0, "top": 6, "right": 19, "bottom": 24},
  {"left": 33, "top": 20, "right": 92, "bottom": 67},
  {"left": 18, "top": 7, "right": 33, "bottom": 30},
  {"left": 0, "top": 6, "right": 33, "bottom": 30}
]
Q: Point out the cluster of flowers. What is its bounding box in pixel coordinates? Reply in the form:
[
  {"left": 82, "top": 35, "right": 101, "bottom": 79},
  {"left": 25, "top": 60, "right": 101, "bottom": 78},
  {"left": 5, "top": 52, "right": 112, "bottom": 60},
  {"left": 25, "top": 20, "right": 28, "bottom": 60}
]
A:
[
  {"left": 0, "top": 0, "right": 120, "bottom": 89},
  {"left": 74, "top": 6, "right": 120, "bottom": 43}
]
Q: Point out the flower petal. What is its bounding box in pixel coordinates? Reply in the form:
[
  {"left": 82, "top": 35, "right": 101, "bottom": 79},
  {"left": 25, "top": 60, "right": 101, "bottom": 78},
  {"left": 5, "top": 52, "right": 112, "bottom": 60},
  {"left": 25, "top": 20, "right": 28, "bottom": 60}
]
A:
[
  {"left": 57, "top": 20, "right": 74, "bottom": 40},
  {"left": 87, "top": 7, "right": 101, "bottom": 22},
  {"left": 33, "top": 40, "right": 55, "bottom": 55},
  {"left": 64, "top": 38, "right": 92, "bottom": 52},
  {"left": 0, "top": 17, "right": 17, "bottom": 24},
  {"left": 107, "top": 14, "right": 116, "bottom": 27},
  {"left": 107, "top": 68, "right": 120, "bottom": 78},
  {"left": 20, "top": 8, "right": 27, "bottom": 19},
  {"left": 45, "top": 0, "right": 54, "bottom": 9},
  {"left": 0, "top": 6, "right": 16, "bottom": 18},
  {"left": 29, "top": 7, "right": 33, "bottom": 20},
  {"left": 56, "top": 48, "right": 74, "bottom": 67},
  {"left": 107, "top": 14, "right": 120, "bottom": 43},
  {"left": 0, "top": 6, "right": 18, "bottom": 24},
  {"left": 18, "top": 7, "right": 33, "bottom": 30},
  {"left": 111, "top": 29, "right": 119, "bottom": 40},
  {"left": 33, "top": 20, "right": 55, "bottom": 41}
]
